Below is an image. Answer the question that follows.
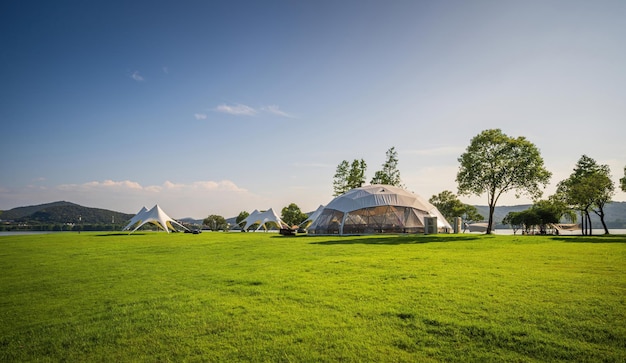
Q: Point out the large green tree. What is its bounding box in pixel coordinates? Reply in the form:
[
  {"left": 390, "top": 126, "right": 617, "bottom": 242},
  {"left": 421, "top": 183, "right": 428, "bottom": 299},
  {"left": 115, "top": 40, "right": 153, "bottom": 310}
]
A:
[
  {"left": 203, "top": 214, "right": 228, "bottom": 230},
  {"left": 333, "top": 159, "right": 367, "bottom": 196},
  {"left": 557, "top": 155, "right": 614, "bottom": 235},
  {"left": 370, "top": 147, "right": 403, "bottom": 187},
  {"left": 281, "top": 203, "right": 309, "bottom": 227},
  {"left": 621, "top": 166, "right": 626, "bottom": 192},
  {"left": 456, "top": 129, "right": 551, "bottom": 234}
]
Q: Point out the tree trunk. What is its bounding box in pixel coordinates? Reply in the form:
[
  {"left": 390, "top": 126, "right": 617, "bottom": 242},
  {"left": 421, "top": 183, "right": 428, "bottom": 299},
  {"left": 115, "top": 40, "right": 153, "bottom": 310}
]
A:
[
  {"left": 586, "top": 211, "right": 593, "bottom": 236},
  {"left": 580, "top": 210, "right": 586, "bottom": 235},
  {"left": 592, "top": 205, "right": 610, "bottom": 234},
  {"left": 486, "top": 204, "right": 495, "bottom": 234}
]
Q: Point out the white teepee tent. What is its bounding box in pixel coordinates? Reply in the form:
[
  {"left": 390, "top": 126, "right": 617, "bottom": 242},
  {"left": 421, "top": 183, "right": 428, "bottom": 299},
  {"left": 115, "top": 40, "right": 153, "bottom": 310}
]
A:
[{"left": 124, "top": 204, "right": 188, "bottom": 234}]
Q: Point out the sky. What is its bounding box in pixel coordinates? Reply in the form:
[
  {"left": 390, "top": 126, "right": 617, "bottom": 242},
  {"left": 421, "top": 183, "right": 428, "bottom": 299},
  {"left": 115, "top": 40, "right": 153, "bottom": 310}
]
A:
[{"left": 1, "top": 0, "right": 625, "bottom": 219}]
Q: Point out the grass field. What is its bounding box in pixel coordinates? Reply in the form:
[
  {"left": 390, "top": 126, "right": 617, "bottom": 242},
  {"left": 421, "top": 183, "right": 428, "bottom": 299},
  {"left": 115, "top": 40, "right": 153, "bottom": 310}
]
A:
[{"left": 1, "top": 232, "right": 625, "bottom": 362}]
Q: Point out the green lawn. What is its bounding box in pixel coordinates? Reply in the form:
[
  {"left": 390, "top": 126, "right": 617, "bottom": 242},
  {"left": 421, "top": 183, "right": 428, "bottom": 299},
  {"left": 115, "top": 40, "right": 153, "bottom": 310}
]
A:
[{"left": 1, "top": 232, "right": 625, "bottom": 362}]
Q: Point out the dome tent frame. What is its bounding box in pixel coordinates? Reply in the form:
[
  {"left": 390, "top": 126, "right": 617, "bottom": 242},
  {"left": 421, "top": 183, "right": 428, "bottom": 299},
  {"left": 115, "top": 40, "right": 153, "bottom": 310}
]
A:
[{"left": 308, "top": 185, "right": 452, "bottom": 235}]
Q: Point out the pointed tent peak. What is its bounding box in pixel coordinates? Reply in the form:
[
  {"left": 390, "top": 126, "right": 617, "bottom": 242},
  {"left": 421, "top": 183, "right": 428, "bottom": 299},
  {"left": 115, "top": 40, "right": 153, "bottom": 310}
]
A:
[
  {"left": 125, "top": 204, "right": 188, "bottom": 234},
  {"left": 136, "top": 206, "right": 148, "bottom": 214},
  {"left": 122, "top": 206, "right": 150, "bottom": 231}
]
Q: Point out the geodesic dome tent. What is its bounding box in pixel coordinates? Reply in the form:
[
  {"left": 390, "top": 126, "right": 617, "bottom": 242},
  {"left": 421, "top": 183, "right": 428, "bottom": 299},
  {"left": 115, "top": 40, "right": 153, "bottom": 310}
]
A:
[{"left": 307, "top": 185, "right": 452, "bottom": 235}]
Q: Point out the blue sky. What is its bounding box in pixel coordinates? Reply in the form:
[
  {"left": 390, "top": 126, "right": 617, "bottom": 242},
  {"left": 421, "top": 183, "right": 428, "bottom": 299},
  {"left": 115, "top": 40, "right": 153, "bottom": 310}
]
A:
[{"left": 1, "top": 0, "right": 625, "bottom": 219}]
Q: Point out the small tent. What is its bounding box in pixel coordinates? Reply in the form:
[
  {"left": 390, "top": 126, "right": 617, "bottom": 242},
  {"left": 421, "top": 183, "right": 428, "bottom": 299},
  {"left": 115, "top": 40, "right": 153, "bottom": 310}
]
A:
[
  {"left": 123, "top": 204, "right": 188, "bottom": 234},
  {"left": 241, "top": 208, "right": 287, "bottom": 231}
]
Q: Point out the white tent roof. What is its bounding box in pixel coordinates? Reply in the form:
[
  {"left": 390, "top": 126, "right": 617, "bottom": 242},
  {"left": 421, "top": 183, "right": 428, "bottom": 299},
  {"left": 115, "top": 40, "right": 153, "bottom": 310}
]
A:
[
  {"left": 122, "top": 206, "right": 148, "bottom": 231},
  {"left": 124, "top": 204, "right": 188, "bottom": 234},
  {"left": 310, "top": 184, "right": 452, "bottom": 234},
  {"left": 324, "top": 185, "right": 436, "bottom": 214},
  {"left": 242, "top": 208, "right": 286, "bottom": 231}
]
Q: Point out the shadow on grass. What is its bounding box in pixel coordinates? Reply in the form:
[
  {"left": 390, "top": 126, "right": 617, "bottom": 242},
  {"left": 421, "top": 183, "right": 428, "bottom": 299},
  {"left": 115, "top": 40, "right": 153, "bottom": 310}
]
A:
[
  {"left": 550, "top": 234, "right": 626, "bottom": 243},
  {"left": 95, "top": 233, "right": 147, "bottom": 237},
  {"left": 308, "top": 235, "right": 482, "bottom": 245}
]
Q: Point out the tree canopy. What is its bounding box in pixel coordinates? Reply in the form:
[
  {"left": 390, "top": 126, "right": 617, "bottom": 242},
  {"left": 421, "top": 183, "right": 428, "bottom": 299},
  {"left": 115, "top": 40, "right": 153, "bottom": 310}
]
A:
[
  {"left": 203, "top": 214, "right": 228, "bottom": 230},
  {"left": 370, "top": 147, "right": 403, "bottom": 187},
  {"left": 621, "top": 166, "right": 626, "bottom": 192},
  {"left": 429, "top": 190, "right": 483, "bottom": 223},
  {"left": 456, "top": 129, "right": 551, "bottom": 234},
  {"left": 556, "top": 155, "right": 614, "bottom": 235},
  {"left": 502, "top": 199, "right": 568, "bottom": 235},
  {"left": 281, "top": 203, "right": 308, "bottom": 227},
  {"left": 236, "top": 211, "right": 249, "bottom": 225},
  {"left": 333, "top": 159, "right": 367, "bottom": 196}
]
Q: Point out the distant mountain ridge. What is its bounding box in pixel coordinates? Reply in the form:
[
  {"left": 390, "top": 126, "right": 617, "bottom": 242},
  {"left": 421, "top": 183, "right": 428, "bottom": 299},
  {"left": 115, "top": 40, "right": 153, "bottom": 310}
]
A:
[{"left": 0, "top": 201, "right": 134, "bottom": 225}]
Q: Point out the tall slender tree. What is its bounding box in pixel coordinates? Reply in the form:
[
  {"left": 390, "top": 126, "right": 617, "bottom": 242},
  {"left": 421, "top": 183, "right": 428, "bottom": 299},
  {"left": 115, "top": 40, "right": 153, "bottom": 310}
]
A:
[
  {"left": 347, "top": 159, "right": 367, "bottom": 190},
  {"left": 456, "top": 129, "right": 551, "bottom": 234},
  {"left": 370, "top": 147, "right": 403, "bottom": 187},
  {"left": 333, "top": 159, "right": 367, "bottom": 196},
  {"left": 621, "top": 166, "right": 626, "bottom": 192},
  {"left": 332, "top": 160, "right": 350, "bottom": 196}
]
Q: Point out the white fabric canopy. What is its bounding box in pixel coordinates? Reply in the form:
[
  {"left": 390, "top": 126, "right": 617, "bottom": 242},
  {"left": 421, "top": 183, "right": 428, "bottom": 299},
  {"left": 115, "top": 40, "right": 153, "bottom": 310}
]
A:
[
  {"left": 241, "top": 208, "right": 286, "bottom": 231},
  {"left": 123, "top": 204, "right": 188, "bottom": 234},
  {"left": 122, "top": 206, "right": 148, "bottom": 231},
  {"left": 308, "top": 184, "right": 452, "bottom": 235},
  {"left": 301, "top": 204, "right": 325, "bottom": 227}
]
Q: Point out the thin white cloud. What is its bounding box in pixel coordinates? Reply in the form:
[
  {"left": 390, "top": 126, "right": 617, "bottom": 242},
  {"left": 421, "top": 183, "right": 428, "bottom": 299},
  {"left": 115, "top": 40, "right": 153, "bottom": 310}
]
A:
[
  {"left": 131, "top": 71, "right": 144, "bottom": 82},
  {"left": 194, "top": 113, "right": 207, "bottom": 120},
  {"left": 261, "top": 105, "right": 295, "bottom": 118},
  {"left": 27, "top": 179, "right": 253, "bottom": 217},
  {"left": 215, "top": 103, "right": 257, "bottom": 116},
  {"left": 213, "top": 103, "right": 296, "bottom": 118},
  {"left": 162, "top": 66, "right": 169, "bottom": 74},
  {"left": 57, "top": 179, "right": 246, "bottom": 193}
]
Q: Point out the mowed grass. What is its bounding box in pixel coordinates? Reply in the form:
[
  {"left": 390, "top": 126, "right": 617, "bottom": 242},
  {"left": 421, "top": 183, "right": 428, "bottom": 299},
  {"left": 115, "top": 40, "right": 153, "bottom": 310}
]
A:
[{"left": 1, "top": 232, "right": 625, "bottom": 362}]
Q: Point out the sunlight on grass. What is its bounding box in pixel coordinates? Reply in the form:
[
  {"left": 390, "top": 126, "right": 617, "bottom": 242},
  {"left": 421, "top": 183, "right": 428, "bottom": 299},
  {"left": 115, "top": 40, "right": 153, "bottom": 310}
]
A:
[{"left": 1, "top": 232, "right": 625, "bottom": 361}]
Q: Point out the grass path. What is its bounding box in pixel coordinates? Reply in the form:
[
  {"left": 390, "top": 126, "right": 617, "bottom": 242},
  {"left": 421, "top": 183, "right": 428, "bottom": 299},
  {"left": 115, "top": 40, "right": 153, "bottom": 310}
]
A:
[{"left": 1, "top": 232, "right": 625, "bottom": 361}]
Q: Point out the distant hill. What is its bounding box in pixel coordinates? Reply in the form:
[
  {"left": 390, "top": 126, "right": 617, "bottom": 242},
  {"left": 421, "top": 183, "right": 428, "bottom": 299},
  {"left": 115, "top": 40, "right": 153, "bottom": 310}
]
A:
[
  {"left": 0, "top": 201, "right": 80, "bottom": 220},
  {"left": 0, "top": 201, "right": 134, "bottom": 225},
  {"left": 475, "top": 202, "right": 626, "bottom": 229}
]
